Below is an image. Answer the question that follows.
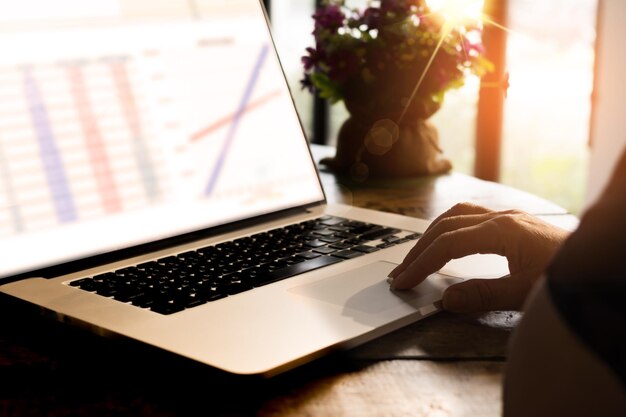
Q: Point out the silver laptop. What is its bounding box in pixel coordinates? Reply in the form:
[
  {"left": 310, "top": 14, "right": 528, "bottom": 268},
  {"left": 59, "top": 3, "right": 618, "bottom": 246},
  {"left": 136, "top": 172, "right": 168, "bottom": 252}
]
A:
[{"left": 0, "top": 0, "right": 507, "bottom": 376}]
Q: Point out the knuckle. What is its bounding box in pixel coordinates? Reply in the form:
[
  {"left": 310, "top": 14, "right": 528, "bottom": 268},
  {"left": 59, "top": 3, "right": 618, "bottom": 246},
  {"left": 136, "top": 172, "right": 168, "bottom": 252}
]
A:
[
  {"left": 435, "top": 216, "right": 457, "bottom": 232},
  {"left": 493, "top": 213, "right": 522, "bottom": 230},
  {"left": 449, "top": 202, "right": 478, "bottom": 215},
  {"left": 431, "top": 231, "right": 456, "bottom": 256},
  {"left": 433, "top": 230, "right": 454, "bottom": 246},
  {"left": 500, "top": 209, "right": 526, "bottom": 216}
]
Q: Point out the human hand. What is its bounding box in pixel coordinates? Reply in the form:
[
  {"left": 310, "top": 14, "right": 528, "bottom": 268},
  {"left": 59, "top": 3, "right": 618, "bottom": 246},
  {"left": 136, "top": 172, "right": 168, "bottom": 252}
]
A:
[{"left": 387, "top": 203, "right": 570, "bottom": 312}]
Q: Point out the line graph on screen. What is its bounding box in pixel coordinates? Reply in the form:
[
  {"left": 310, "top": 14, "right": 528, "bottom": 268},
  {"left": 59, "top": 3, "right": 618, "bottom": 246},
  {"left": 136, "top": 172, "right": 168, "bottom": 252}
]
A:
[
  {"left": 0, "top": 58, "right": 161, "bottom": 236},
  {"left": 201, "top": 43, "right": 269, "bottom": 197}
]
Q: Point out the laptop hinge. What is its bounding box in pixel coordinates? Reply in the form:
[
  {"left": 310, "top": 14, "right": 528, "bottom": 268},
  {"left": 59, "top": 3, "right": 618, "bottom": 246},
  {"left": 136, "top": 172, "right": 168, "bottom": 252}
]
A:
[{"left": 4, "top": 202, "right": 324, "bottom": 283}]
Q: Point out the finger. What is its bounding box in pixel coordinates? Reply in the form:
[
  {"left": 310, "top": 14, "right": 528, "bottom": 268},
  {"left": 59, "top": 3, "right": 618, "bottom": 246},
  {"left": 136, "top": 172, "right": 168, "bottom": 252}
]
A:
[
  {"left": 442, "top": 274, "right": 534, "bottom": 312},
  {"left": 391, "top": 221, "right": 504, "bottom": 289},
  {"left": 424, "top": 202, "right": 493, "bottom": 234},
  {"left": 389, "top": 203, "right": 493, "bottom": 279},
  {"left": 389, "top": 211, "right": 499, "bottom": 279}
]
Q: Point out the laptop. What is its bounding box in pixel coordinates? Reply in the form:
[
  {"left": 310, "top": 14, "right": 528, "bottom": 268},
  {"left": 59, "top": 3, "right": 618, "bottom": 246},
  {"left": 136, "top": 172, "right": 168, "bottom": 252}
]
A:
[{"left": 0, "top": 0, "right": 508, "bottom": 377}]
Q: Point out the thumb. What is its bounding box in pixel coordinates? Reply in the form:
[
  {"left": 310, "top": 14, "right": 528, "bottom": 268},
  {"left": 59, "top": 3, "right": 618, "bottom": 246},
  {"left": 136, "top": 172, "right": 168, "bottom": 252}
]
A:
[{"left": 442, "top": 274, "right": 534, "bottom": 313}]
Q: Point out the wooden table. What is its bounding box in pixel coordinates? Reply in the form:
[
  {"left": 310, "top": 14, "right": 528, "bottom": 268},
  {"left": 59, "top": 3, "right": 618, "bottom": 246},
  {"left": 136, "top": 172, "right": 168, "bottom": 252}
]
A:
[{"left": 0, "top": 145, "right": 578, "bottom": 416}]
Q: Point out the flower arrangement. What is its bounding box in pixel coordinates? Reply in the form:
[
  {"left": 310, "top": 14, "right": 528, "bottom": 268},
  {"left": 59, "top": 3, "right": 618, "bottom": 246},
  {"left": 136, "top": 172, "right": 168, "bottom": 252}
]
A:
[{"left": 301, "top": 0, "right": 493, "bottom": 115}]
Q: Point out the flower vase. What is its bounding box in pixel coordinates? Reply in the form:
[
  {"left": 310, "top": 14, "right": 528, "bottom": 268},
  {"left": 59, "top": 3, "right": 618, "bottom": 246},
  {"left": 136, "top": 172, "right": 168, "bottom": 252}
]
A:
[{"left": 319, "top": 75, "right": 453, "bottom": 181}]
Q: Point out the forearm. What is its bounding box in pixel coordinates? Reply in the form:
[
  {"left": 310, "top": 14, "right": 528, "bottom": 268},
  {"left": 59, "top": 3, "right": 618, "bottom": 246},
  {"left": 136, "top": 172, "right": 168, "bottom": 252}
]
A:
[{"left": 504, "top": 277, "right": 626, "bottom": 417}]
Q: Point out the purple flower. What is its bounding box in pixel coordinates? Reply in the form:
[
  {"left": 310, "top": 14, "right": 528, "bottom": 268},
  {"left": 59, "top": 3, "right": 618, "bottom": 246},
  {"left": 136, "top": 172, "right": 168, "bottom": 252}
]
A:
[
  {"left": 300, "top": 73, "right": 314, "bottom": 92},
  {"left": 360, "top": 7, "right": 383, "bottom": 29},
  {"left": 326, "top": 48, "right": 360, "bottom": 83},
  {"left": 301, "top": 1, "right": 492, "bottom": 104},
  {"left": 301, "top": 47, "right": 318, "bottom": 71},
  {"left": 313, "top": 5, "right": 345, "bottom": 35},
  {"left": 380, "top": 0, "right": 425, "bottom": 14}
]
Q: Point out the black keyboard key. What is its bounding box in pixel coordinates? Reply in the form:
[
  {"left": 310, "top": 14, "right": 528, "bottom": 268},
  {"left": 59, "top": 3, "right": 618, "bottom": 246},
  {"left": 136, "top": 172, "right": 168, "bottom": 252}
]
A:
[
  {"left": 304, "top": 239, "right": 328, "bottom": 248},
  {"left": 112, "top": 279, "right": 143, "bottom": 299},
  {"left": 359, "top": 227, "right": 401, "bottom": 241},
  {"left": 199, "top": 286, "right": 228, "bottom": 302},
  {"left": 157, "top": 256, "right": 179, "bottom": 265},
  {"left": 312, "top": 246, "right": 338, "bottom": 254},
  {"left": 332, "top": 250, "right": 365, "bottom": 259},
  {"left": 115, "top": 266, "right": 139, "bottom": 276},
  {"left": 352, "top": 245, "right": 380, "bottom": 253},
  {"left": 131, "top": 293, "right": 155, "bottom": 308},
  {"left": 329, "top": 242, "right": 353, "bottom": 250},
  {"left": 296, "top": 251, "right": 321, "bottom": 259},
  {"left": 95, "top": 281, "right": 118, "bottom": 297},
  {"left": 329, "top": 225, "right": 350, "bottom": 232},
  {"left": 320, "top": 236, "right": 342, "bottom": 243},
  {"left": 405, "top": 233, "right": 422, "bottom": 240},
  {"left": 320, "top": 217, "right": 345, "bottom": 226},
  {"left": 268, "top": 260, "right": 289, "bottom": 270},
  {"left": 333, "top": 231, "right": 356, "bottom": 239},
  {"left": 312, "top": 229, "right": 335, "bottom": 237},
  {"left": 252, "top": 255, "right": 343, "bottom": 287},
  {"left": 344, "top": 238, "right": 366, "bottom": 245},
  {"left": 346, "top": 222, "right": 372, "bottom": 234},
  {"left": 226, "top": 280, "right": 254, "bottom": 295},
  {"left": 92, "top": 272, "right": 116, "bottom": 282},
  {"left": 70, "top": 215, "right": 412, "bottom": 315},
  {"left": 137, "top": 261, "right": 155, "bottom": 269},
  {"left": 151, "top": 299, "right": 185, "bottom": 315},
  {"left": 285, "top": 257, "right": 305, "bottom": 265},
  {"left": 70, "top": 278, "right": 96, "bottom": 291},
  {"left": 184, "top": 292, "right": 208, "bottom": 308},
  {"left": 114, "top": 290, "right": 144, "bottom": 303}
]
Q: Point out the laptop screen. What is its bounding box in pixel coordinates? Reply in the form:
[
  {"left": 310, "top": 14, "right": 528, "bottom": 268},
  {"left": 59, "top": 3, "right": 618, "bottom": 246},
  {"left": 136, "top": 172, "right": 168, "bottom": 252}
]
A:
[{"left": 0, "top": 0, "right": 325, "bottom": 279}]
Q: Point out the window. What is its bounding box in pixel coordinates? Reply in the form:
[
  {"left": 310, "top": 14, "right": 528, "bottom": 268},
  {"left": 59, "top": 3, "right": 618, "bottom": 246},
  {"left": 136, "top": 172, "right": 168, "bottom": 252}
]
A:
[
  {"left": 500, "top": 0, "right": 597, "bottom": 215},
  {"left": 268, "top": 0, "right": 315, "bottom": 141},
  {"left": 269, "top": 0, "right": 598, "bottom": 215}
]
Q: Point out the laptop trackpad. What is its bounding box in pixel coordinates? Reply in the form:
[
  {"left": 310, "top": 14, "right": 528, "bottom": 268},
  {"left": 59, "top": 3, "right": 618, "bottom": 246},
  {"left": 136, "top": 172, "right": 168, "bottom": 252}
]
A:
[{"left": 288, "top": 261, "right": 462, "bottom": 314}]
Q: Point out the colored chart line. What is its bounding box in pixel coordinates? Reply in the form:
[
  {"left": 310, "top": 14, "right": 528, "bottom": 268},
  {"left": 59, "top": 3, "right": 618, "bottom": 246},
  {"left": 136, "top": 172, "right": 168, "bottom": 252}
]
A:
[
  {"left": 66, "top": 64, "right": 122, "bottom": 214},
  {"left": 190, "top": 89, "right": 281, "bottom": 142},
  {"left": 204, "top": 43, "right": 269, "bottom": 196},
  {"left": 22, "top": 68, "right": 77, "bottom": 223},
  {"left": 109, "top": 59, "right": 160, "bottom": 200}
]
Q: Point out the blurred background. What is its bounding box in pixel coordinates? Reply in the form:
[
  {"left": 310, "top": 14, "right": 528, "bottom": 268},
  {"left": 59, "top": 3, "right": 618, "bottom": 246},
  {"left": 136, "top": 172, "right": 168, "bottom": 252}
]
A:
[
  {"left": 3, "top": 0, "right": 622, "bottom": 218},
  {"left": 268, "top": 0, "right": 601, "bottom": 216}
]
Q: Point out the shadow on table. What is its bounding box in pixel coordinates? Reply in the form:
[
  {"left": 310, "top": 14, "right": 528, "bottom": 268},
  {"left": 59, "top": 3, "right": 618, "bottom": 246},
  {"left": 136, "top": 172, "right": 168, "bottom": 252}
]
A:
[
  {"left": 0, "top": 294, "right": 519, "bottom": 416},
  {"left": 348, "top": 310, "right": 522, "bottom": 362},
  {"left": 0, "top": 298, "right": 363, "bottom": 417}
]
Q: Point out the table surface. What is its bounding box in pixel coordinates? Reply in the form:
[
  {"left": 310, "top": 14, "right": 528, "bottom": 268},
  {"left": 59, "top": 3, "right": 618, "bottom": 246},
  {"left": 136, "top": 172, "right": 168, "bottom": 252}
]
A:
[{"left": 0, "top": 145, "right": 578, "bottom": 417}]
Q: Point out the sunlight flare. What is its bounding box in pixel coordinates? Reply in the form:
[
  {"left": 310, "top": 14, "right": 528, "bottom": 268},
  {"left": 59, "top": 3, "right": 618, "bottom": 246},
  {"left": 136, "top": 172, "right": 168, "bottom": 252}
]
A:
[{"left": 427, "top": 0, "right": 484, "bottom": 27}]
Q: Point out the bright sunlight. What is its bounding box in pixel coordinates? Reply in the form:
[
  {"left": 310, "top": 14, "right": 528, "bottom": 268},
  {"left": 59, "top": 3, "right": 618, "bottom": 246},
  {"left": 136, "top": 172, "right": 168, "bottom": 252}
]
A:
[{"left": 427, "top": 0, "right": 484, "bottom": 27}]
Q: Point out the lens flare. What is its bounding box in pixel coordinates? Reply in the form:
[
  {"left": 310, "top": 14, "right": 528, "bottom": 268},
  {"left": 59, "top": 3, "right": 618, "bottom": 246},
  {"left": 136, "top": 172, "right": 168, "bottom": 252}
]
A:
[
  {"left": 398, "top": 0, "right": 512, "bottom": 124},
  {"left": 427, "top": 0, "right": 484, "bottom": 26}
]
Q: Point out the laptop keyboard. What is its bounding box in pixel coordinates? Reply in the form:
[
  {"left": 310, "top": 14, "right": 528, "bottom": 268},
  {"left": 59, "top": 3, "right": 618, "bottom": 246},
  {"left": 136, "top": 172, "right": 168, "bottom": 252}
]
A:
[{"left": 67, "top": 215, "right": 421, "bottom": 315}]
